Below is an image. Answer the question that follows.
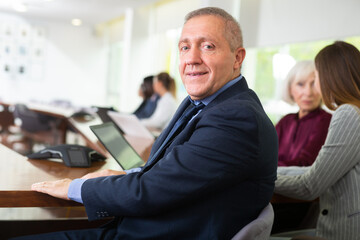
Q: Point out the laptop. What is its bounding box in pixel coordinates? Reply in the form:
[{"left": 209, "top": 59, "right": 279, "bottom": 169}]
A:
[
  {"left": 90, "top": 122, "right": 145, "bottom": 170},
  {"left": 107, "top": 111, "right": 155, "bottom": 140}
]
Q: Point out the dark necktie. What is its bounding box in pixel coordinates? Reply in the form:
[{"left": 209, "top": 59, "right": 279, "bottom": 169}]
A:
[{"left": 146, "top": 102, "right": 205, "bottom": 166}]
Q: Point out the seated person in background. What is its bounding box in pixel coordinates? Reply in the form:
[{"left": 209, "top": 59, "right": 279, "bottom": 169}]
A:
[
  {"left": 133, "top": 75, "right": 160, "bottom": 119},
  {"left": 23, "top": 7, "right": 278, "bottom": 240},
  {"left": 276, "top": 60, "right": 331, "bottom": 167},
  {"left": 275, "top": 41, "right": 360, "bottom": 240},
  {"left": 140, "top": 72, "right": 177, "bottom": 131},
  {"left": 272, "top": 61, "right": 332, "bottom": 234}
]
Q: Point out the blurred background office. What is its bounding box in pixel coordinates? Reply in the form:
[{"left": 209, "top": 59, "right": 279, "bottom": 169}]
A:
[
  {"left": 1, "top": 0, "right": 360, "bottom": 154},
  {"left": 1, "top": 1, "right": 360, "bottom": 238},
  {"left": 1, "top": 0, "right": 359, "bottom": 123}
]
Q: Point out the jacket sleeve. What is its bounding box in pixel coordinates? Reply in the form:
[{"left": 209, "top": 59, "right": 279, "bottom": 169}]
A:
[{"left": 275, "top": 105, "right": 360, "bottom": 200}]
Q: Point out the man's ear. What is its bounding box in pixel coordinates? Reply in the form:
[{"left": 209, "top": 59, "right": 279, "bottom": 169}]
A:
[{"left": 233, "top": 47, "right": 246, "bottom": 70}]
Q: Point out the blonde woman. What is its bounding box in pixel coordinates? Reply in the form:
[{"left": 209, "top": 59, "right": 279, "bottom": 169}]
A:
[
  {"left": 141, "top": 72, "right": 177, "bottom": 131},
  {"left": 276, "top": 60, "right": 331, "bottom": 167}
]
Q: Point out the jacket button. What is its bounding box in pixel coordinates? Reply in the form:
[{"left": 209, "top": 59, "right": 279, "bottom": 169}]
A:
[{"left": 321, "top": 209, "right": 328, "bottom": 215}]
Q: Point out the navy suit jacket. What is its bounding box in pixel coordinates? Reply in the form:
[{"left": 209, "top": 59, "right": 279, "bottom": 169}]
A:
[{"left": 82, "top": 77, "right": 278, "bottom": 239}]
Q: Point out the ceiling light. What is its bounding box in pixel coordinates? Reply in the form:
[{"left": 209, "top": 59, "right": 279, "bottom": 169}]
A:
[{"left": 71, "top": 18, "right": 82, "bottom": 26}]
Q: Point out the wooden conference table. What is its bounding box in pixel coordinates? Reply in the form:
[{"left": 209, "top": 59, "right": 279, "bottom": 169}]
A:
[
  {"left": 0, "top": 138, "right": 310, "bottom": 238},
  {"left": 0, "top": 133, "right": 155, "bottom": 208},
  {"left": 0, "top": 143, "right": 119, "bottom": 208},
  {"left": 0, "top": 120, "right": 152, "bottom": 238},
  {"left": 0, "top": 141, "right": 304, "bottom": 208},
  {"left": 0, "top": 101, "right": 109, "bottom": 155},
  {"left": 0, "top": 143, "right": 116, "bottom": 238}
]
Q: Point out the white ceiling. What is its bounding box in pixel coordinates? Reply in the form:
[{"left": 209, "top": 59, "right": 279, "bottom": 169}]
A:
[{"left": 0, "top": 0, "right": 160, "bottom": 26}]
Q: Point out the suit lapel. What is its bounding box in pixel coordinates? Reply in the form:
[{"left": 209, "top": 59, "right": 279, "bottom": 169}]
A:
[
  {"left": 144, "top": 77, "right": 249, "bottom": 169},
  {"left": 148, "top": 98, "right": 191, "bottom": 159}
]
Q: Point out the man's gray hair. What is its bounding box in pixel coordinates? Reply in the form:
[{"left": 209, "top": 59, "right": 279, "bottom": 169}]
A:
[{"left": 184, "top": 7, "right": 243, "bottom": 51}]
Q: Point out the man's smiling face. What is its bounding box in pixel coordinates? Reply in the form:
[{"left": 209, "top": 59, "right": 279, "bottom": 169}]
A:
[{"left": 178, "top": 15, "right": 244, "bottom": 100}]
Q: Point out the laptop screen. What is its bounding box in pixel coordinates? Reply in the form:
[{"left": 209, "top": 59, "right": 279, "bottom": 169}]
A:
[{"left": 90, "top": 122, "right": 144, "bottom": 170}]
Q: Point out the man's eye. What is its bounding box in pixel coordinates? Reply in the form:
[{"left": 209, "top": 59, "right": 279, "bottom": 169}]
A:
[
  {"left": 203, "top": 44, "right": 214, "bottom": 50},
  {"left": 180, "top": 46, "right": 189, "bottom": 51}
]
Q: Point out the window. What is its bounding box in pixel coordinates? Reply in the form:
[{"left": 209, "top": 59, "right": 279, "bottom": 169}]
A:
[{"left": 243, "top": 36, "right": 360, "bottom": 123}]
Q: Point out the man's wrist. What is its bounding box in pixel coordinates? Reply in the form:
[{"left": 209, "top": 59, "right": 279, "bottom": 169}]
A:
[{"left": 68, "top": 178, "right": 86, "bottom": 203}]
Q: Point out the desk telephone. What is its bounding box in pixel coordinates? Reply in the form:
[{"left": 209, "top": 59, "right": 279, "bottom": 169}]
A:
[{"left": 27, "top": 144, "right": 106, "bottom": 167}]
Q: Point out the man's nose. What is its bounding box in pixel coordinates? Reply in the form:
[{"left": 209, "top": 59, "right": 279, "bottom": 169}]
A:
[{"left": 185, "top": 48, "right": 202, "bottom": 65}]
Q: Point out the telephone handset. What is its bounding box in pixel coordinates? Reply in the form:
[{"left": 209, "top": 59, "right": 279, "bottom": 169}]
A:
[{"left": 27, "top": 144, "right": 106, "bottom": 167}]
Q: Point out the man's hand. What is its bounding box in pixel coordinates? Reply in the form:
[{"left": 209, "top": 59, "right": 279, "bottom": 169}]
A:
[
  {"left": 31, "top": 170, "right": 125, "bottom": 200},
  {"left": 31, "top": 178, "right": 72, "bottom": 200},
  {"left": 81, "top": 169, "right": 126, "bottom": 179}
]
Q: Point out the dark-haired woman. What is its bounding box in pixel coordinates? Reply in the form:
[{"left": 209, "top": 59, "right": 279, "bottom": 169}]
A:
[
  {"left": 141, "top": 72, "right": 177, "bottom": 131},
  {"left": 134, "top": 75, "right": 160, "bottom": 119},
  {"left": 275, "top": 41, "right": 360, "bottom": 240}
]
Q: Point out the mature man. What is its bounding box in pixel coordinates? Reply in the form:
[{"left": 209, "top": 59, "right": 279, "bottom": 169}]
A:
[{"left": 19, "top": 7, "right": 277, "bottom": 240}]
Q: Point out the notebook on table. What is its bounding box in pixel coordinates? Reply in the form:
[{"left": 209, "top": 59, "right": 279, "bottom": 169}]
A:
[
  {"left": 107, "top": 111, "right": 155, "bottom": 140},
  {"left": 90, "top": 122, "right": 145, "bottom": 170}
]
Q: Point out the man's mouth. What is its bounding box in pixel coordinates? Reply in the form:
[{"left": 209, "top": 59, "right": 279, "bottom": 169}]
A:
[{"left": 186, "top": 72, "right": 208, "bottom": 76}]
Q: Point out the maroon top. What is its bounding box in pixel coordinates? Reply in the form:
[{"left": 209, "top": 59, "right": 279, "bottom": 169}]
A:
[{"left": 276, "top": 108, "right": 332, "bottom": 166}]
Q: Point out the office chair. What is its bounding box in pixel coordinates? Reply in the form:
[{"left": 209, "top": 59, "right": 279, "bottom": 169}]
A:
[
  {"left": 0, "top": 103, "right": 18, "bottom": 147},
  {"left": 11, "top": 104, "right": 63, "bottom": 154},
  {"left": 0, "top": 104, "right": 14, "bottom": 133},
  {"left": 231, "top": 203, "right": 274, "bottom": 240}
]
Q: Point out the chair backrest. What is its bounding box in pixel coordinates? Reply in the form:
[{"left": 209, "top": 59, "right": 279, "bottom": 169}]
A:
[
  {"left": 0, "top": 104, "right": 15, "bottom": 132},
  {"left": 232, "top": 203, "right": 274, "bottom": 240},
  {"left": 13, "top": 104, "right": 53, "bottom": 132}
]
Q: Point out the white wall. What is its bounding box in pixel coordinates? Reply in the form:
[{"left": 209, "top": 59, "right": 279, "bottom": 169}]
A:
[
  {"left": 119, "top": 0, "right": 360, "bottom": 112},
  {"left": 240, "top": 0, "right": 360, "bottom": 48},
  {"left": 0, "top": 13, "right": 108, "bottom": 107},
  {"left": 43, "top": 22, "right": 108, "bottom": 106},
  {"left": 119, "top": 0, "right": 203, "bottom": 112},
  {"left": 122, "top": 0, "right": 360, "bottom": 110}
]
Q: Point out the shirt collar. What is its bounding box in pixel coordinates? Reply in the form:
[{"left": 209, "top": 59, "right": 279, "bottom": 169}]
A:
[{"left": 190, "top": 74, "right": 243, "bottom": 106}]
